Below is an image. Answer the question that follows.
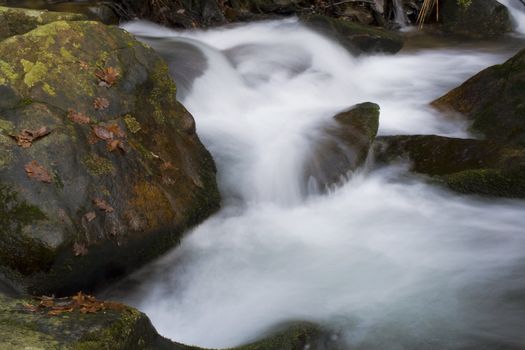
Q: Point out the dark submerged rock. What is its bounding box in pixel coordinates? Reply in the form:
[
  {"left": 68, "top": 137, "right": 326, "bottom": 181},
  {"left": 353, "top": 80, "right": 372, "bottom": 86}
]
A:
[
  {"left": 305, "top": 102, "right": 379, "bottom": 191},
  {"left": 438, "top": 0, "right": 512, "bottom": 39},
  {"left": 301, "top": 14, "right": 404, "bottom": 54},
  {"left": 374, "top": 135, "right": 503, "bottom": 175},
  {"left": 0, "top": 19, "right": 220, "bottom": 295},
  {"left": 433, "top": 48, "right": 525, "bottom": 147}
]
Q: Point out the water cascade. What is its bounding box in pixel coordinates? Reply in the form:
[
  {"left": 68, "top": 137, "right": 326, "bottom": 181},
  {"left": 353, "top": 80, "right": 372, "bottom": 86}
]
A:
[
  {"left": 104, "top": 19, "right": 525, "bottom": 350},
  {"left": 499, "top": 0, "right": 525, "bottom": 35}
]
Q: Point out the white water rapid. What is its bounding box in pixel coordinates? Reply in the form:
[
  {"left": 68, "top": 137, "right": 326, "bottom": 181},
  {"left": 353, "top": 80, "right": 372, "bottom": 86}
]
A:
[
  {"left": 108, "top": 18, "right": 525, "bottom": 349},
  {"left": 499, "top": 0, "right": 525, "bottom": 35}
]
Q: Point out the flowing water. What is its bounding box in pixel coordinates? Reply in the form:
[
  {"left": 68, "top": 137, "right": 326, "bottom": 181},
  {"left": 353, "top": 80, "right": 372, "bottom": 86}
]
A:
[
  {"left": 499, "top": 0, "right": 525, "bottom": 36},
  {"left": 106, "top": 8, "right": 525, "bottom": 349}
]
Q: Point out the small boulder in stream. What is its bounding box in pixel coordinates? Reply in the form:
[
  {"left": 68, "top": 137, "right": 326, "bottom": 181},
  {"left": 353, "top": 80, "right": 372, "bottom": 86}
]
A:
[
  {"left": 304, "top": 102, "right": 379, "bottom": 192},
  {"left": 438, "top": 0, "right": 512, "bottom": 39},
  {"left": 301, "top": 15, "right": 404, "bottom": 55},
  {"left": 374, "top": 135, "right": 525, "bottom": 198},
  {"left": 0, "top": 15, "right": 220, "bottom": 295},
  {"left": 433, "top": 48, "right": 525, "bottom": 147}
]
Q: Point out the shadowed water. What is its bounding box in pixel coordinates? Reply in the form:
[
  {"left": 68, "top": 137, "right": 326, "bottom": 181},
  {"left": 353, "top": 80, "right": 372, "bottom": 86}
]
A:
[{"left": 104, "top": 18, "right": 525, "bottom": 349}]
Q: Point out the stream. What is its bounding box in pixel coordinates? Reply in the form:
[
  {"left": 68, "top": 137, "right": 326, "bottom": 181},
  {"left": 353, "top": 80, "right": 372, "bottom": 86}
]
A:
[{"left": 105, "top": 5, "right": 525, "bottom": 349}]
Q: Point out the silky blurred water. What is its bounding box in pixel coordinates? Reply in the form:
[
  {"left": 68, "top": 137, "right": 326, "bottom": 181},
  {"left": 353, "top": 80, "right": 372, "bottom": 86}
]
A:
[{"left": 105, "top": 17, "right": 525, "bottom": 349}]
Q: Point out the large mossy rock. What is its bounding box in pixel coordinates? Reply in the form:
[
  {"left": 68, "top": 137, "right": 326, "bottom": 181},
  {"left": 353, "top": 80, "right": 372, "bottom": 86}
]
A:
[
  {"left": 0, "top": 292, "right": 188, "bottom": 350},
  {"left": 374, "top": 135, "right": 525, "bottom": 197},
  {"left": 433, "top": 49, "right": 525, "bottom": 147},
  {"left": 301, "top": 15, "right": 403, "bottom": 54},
  {"left": 0, "top": 19, "right": 220, "bottom": 295},
  {"left": 0, "top": 292, "right": 340, "bottom": 350},
  {"left": 438, "top": 0, "right": 512, "bottom": 38},
  {"left": 304, "top": 102, "right": 379, "bottom": 192},
  {"left": 0, "top": 6, "right": 87, "bottom": 41}
]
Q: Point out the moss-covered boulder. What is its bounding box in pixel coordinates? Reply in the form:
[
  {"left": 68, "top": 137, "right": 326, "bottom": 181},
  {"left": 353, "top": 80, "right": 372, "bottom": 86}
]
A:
[
  {"left": 0, "top": 292, "right": 185, "bottom": 350},
  {"left": 374, "top": 135, "right": 503, "bottom": 175},
  {"left": 433, "top": 48, "right": 525, "bottom": 147},
  {"left": 0, "top": 292, "right": 341, "bottom": 350},
  {"left": 301, "top": 15, "right": 403, "bottom": 54},
  {"left": 374, "top": 135, "right": 525, "bottom": 197},
  {"left": 304, "top": 102, "right": 379, "bottom": 191},
  {"left": 234, "top": 322, "right": 343, "bottom": 350},
  {"left": 0, "top": 19, "right": 220, "bottom": 295},
  {"left": 0, "top": 6, "right": 87, "bottom": 41},
  {"left": 438, "top": 0, "right": 512, "bottom": 38},
  {"left": 1, "top": 1, "right": 120, "bottom": 25}
]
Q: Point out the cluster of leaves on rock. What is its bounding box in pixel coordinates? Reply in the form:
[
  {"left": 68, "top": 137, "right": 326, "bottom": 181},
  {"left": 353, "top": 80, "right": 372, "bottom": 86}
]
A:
[
  {"left": 23, "top": 292, "right": 124, "bottom": 316},
  {"left": 13, "top": 64, "right": 125, "bottom": 257}
]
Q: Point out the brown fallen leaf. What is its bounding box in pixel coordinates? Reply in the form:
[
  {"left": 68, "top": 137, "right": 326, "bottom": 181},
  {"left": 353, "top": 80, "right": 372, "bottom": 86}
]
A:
[
  {"left": 24, "top": 161, "right": 52, "bottom": 183},
  {"left": 105, "top": 123, "right": 125, "bottom": 138},
  {"left": 68, "top": 109, "right": 91, "bottom": 124},
  {"left": 93, "top": 198, "right": 114, "bottom": 213},
  {"left": 73, "top": 242, "right": 88, "bottom": 256},
  {"left": 93, "top": 97, "right": 110, "bottom": 110},
  {"left": 95, "top": 67, "right": 119, "bottom": 87},
  {"left": 39, "top": 296, "right": 55, "bottom": 308},
  {"left": 29, "top": 292, "right": 124, "bottom": 316},
  {"left": 12, "top": 126, "right": 51, "bottom": 148},
  {"left": 106, "top": 139, "right": 120, "bottom": 152},
  {"left": 92, "top": 125, "right": 113, "bottom": 141}
]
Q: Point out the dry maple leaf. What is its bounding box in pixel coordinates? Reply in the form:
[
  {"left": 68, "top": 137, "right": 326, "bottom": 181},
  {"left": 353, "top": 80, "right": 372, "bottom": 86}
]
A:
[
  {"left": 84, "top": 211, "right": 97, "bottom": 222},
  {"left": 93, "top": 97, "right": 110, "bottom": 110},
  {"left": 67, "top": 109, "right": 91, "bottom": 124},
  {"left": 29, "top": 292, "right": 124, "bottom": 316},
  {"left": 92, "top": 125, "right": 114, "bottom": 141},
  {"left": 93, "top": 198, "right": 114, "bottom": 213},
  {"left": 105, "top": 123, "right": 125, "bottom": 138},
  {"left": 95, "top": 67, "right": 119, "bottom": 87},
  {"left": 12, "top": 126, "right": 51, "bottom": 148},
  {"left": 24, "top": 161, "right": 52, "bottom": 183},
  {"left": 73, "top": 242, "right": 88, "bottom": 256}
]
